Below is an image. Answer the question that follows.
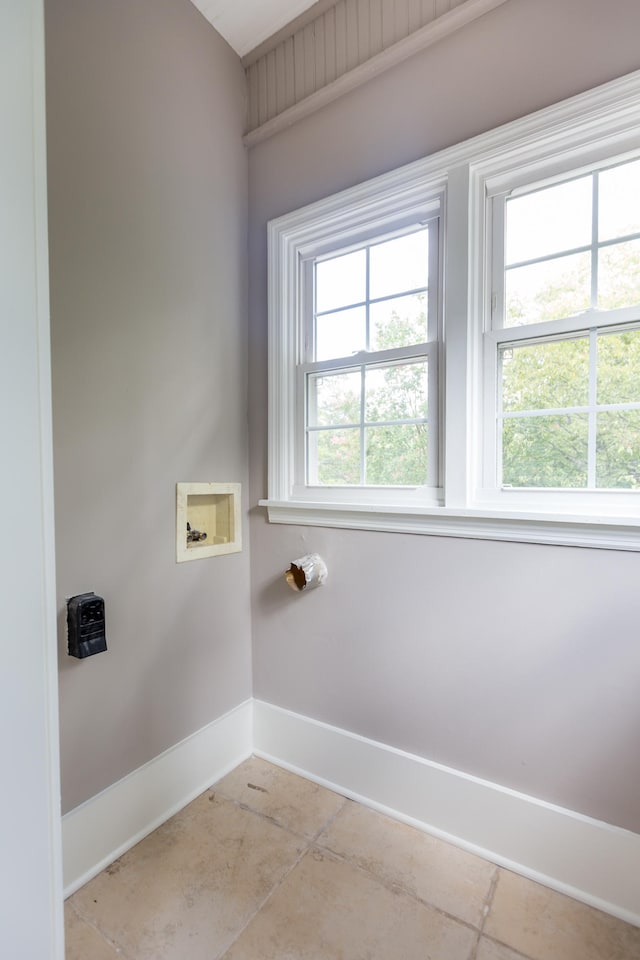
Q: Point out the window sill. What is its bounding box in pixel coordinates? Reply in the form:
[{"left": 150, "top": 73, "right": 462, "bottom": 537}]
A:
[{"left": 258, "top": 498, "right": 640, "bottom": 551}]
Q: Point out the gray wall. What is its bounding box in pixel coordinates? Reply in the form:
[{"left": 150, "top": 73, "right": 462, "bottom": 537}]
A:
[
  {"left": 47, "top": 0, "right": 251, "bottom": 813},
  {"left": 248, "top": 0, "right": 640, "bottom": 833},
  {"left": 47, "top": 0, "right": 640, "bottom": 834}
]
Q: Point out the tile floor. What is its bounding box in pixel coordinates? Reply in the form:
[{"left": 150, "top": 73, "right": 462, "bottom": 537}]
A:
[{"left": 65, "top": 757, "right": 640, "bottom": 960}]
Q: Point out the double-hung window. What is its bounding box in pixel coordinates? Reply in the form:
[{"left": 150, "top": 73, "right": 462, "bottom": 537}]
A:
[
  {"left": 483, "top": 156, "right": 640, "bottom": 509},
  {"left": 265, "top": 175, "right": 444, "bottom": 517},
  {"left": 302, "top": 220, "right": 440, "bottom": 498},
  {"left": 263, "top": 70, "right": 640, "bottom": 549}
]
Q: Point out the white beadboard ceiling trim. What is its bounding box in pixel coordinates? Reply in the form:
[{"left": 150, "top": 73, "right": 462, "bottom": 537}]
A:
[
  {"left": 244, "top": 0, "right": 510, "bottom": 146},
  {"left": 189, "top": 0, "right": 319, "bottom": 57}
]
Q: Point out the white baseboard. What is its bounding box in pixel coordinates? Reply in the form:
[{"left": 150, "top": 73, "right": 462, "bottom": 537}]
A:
[
  {"left": 62, "top": 699, "right": 253, "bottom": 896},
  {"left": 253, "top": 699, "right": 640, "bottom": 928},
  {"left": 62, "top": 696, "right": 640, "bottom": 928}
]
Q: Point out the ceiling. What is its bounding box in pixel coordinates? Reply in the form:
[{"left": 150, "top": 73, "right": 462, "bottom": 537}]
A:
[{"left": 189, "top": 0, "right": 319, "bottom": 58}]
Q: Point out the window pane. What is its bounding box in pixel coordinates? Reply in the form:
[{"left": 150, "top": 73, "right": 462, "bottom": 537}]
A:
[
  {"left": 310, "top": 371, "right": 361, "bottom": 427},
  {"left": 501, "top": 414, "right": 588, "bottom": 487},
  {"left": 315, "top": 249, "right": 366, "bottom": 313},
  {"left": 596, "top": 410, "right": 640, "bottom": 488},
  {"left": 500, "top": 337, "right": 589, "bottom": 413},
  {"left": 599, "top": 158, "right": 640, "bottom": 242},
  {"left": 365, "top": 361, "right": 427, "bottom": 423},
  {"left": 505, "top": 252, "right": 591, "bottom": 326},
  {"left": 597, "top": 327, "right": 640, "bottom": 404},
  {"left": 315, "top": 305, "right": 366, "bottom": 360},
  {"left": 365, "top": 424, "right": 427, "bottom": 485},
  {"left": 369, "top": 293, "right": 428, "bottom": 352},
  {"left": 369, "top": 230, "right": 428, "bottom": 300},
  {"left": 505, "top": 176, "right": 592, "bottom": 265},
  {"left": 310, "top": 428, "right": 360, "bottom": 485},
  {"left": 597, "top": 239, "right": 640, "bottom": 311}
]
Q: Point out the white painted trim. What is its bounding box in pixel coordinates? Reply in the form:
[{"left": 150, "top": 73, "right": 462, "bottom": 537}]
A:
[
  {"left": 244, "top": 0, "right": 510, "bottom": 146},
  {"left": 62, "top": 697, "right": 640, "bottom": 927},
  {"left": 62, "top": 700, "right": 253, "bottom": 897},
  {"left": 253, "top": 699, "right": 640, "bottom": 928},
  {"left": 264, "top": 70, "right": 640, "bottom": 549},
  {"left": 1, "top": 1, "right": 63, "bottom": 955},
  {"left": 260, "top": 499, "right": 640, "bottom": 550},
  {"left": 34, "top": 0, "right": 66, "bottom": 944},
  {"left": 242, "top": 0, "right": 338, "bottom": 67}
]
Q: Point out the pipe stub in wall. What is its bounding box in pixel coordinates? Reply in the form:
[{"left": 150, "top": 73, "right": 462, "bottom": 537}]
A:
[{"left": 285, "top": 553, "right": 327, "bottom": 592}]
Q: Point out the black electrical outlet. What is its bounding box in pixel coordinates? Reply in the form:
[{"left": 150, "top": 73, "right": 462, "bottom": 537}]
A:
[{"left": 67, "top": 593, "right": 107, "bottom": 659}]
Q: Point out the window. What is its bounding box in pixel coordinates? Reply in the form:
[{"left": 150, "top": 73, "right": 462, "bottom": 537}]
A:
[
  {"left": 303, "top": 221, "right": 440, "bottom": 496},
  {"left": 262, "top": 70, "right": 640, "bottom": 550},
  {"left": 483, "top": 158, "right": 640, "bottom": 505}
]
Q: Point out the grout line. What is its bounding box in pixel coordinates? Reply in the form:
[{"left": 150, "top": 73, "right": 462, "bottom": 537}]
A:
[
  {"left": 468, "top": 930, "right": 482, "bottom": 960},
  {"left": 309, "top": 793, "right": 499, "bottom": 939},
  {"left": 310, "top": 792, "right": 351, "bottom": 843},
  {"left": 469, "top": 869, "right": 533, "bottom": 960},
  {"left": 210, "top": 789, "right": 345, "bottom": 846},
  {"left": 310, "top": 834, "right": 482, "bottom": 938},
  {"left": 478, "top": 933, "right": 535, "bottom": 960},
  {"left": 214, "top": 845, "right": 314, "bottom": 959},
  {"left": 212, "top": 769, "right": 350, "bottom": 958},
  {"left": 211, "top": 761, "right": 350, "bottom": 847},
  {"left": 72, "top": 760, "right": 537, "bottom": 960},
  {"left": 467, "top": 866, "right": 497, "bottom": 960},
  {"left": 480, "top": 866, "right": 500, "bottom": 933},
  {"left": 66, "top": 896, "right": 136, "bottom": 959},
  {"left": 467, "top": 866, "right": 500, "bottom": 959}
]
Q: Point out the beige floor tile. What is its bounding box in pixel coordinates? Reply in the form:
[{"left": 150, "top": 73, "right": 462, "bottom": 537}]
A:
[
  {"left": 222, "top": 848, "right": 478, "bottom": 960},
  {"left": 316, "top": 799, "right": 496, "bottom": 927},
  {"left": 213, "top": 756, "right": 346, "bottom": 838},
  {"left": 70, "top": 793, "right": 306, "bottom": 960},
  {"left": 476, "top": 936, "right": 530, "bottom": 960},
  {"left": 485, "top": 869, "right": 640, "bottom": 960},
  {"left": 64, "top": 903, "right": 122, "bottom": 959}
]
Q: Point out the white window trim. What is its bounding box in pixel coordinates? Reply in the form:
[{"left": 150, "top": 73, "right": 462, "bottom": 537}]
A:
[
  {"left": 479, "top": 158, "right": 640, "bottom": 508},
  {"left": 298, "top": 215, "right": 441, "bottom": 497},
  {"left": 261, "top": 69, "right": 640, "bottom": 551}
]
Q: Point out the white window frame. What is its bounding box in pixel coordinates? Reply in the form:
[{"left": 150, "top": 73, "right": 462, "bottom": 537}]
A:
[
  {"left": 295, "top": 210, "right": 442, "bottom": 505},
  {"left": 261, "top": 69, "right": 640, "bottom": 551},
  {"left": 479, "top": 153, "right": 640, "bottom": 513}
]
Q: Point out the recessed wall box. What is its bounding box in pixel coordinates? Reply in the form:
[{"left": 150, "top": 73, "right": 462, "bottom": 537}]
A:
[
  {"left": 67, "top": 593, "right": 107, "bottom": 659},
  {"left": 176, "top": 482, "right": 241, "bottom": 562}
]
